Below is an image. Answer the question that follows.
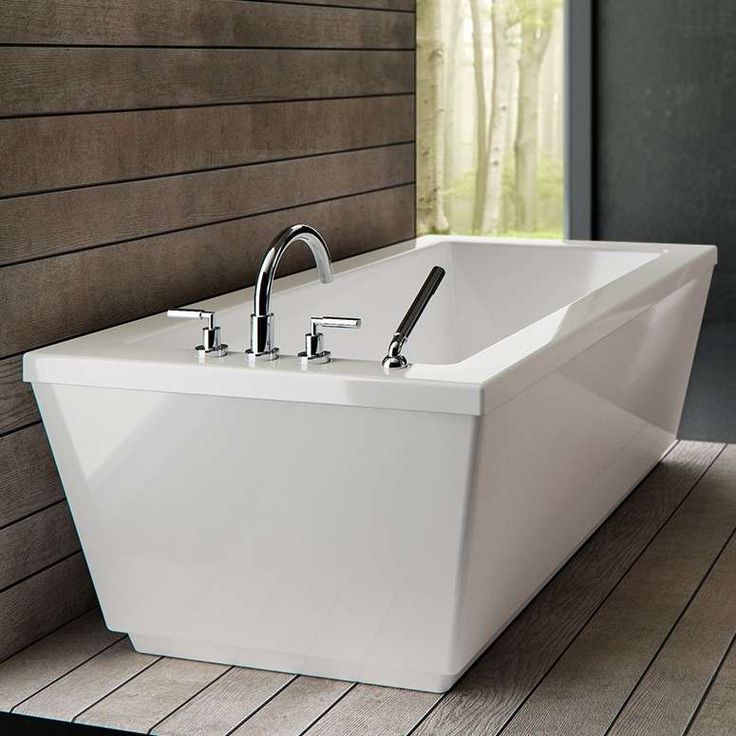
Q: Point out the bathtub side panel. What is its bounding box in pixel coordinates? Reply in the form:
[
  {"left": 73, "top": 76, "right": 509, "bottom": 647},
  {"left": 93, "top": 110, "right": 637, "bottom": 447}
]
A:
[
  {"left": 31, "top": 384, "right": 476, "bottom": 691},
  {"left": 451, "top": 272, "right": 711, "bottom": 673}
]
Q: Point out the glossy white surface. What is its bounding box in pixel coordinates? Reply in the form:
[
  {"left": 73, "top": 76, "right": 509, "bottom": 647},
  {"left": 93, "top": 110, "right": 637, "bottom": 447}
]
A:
[{"left": 25, "top": 236, "right": 715, "bottom": 691}]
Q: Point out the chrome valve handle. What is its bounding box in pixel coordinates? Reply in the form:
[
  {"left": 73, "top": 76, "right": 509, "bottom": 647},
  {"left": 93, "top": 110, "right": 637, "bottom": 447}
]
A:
[
  {"left": 382, "top": 266, "right": 446, "bottom": 369},
  {"left": 299, "top": 315, "right": 361, "bottom": 366},
  {"left": 167, "top": 308, "right": 228, "bottom": 358}
]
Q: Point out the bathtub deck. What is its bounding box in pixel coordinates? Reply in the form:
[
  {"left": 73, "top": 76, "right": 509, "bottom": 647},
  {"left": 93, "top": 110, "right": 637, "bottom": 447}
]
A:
[{"left": 1, "top": 440, "right": 735, "bottom": 736}]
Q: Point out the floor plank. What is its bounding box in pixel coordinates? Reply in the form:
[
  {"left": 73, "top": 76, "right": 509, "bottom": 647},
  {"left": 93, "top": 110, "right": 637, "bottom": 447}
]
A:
[
  {"left": 687, "top": 638, "right": 736, "bottom": 736},
  {"left": 304, "top": 684, "right": 439, "bottom": 736},
  {"left": 76, "top": 657, "right": 230, "bottom": 733},
  {"left": 412, "top": 441, "right": 724, "bottom": 736},
  {"left": 14, "top": 639, "right": 157, "bottom": 721},
  {"left": 606, "top": 508, "right": 736, "bottom": 735},
  {"left": 499, "top": 444, "right": 736, "bottom": 736},
  {"left": 231, "top": 677, "right": 353, "bottom": 736},
  {"left": 152, "top": 668, "right": 295, "bottom": 736},
  {"left": 0, "top": 610, "right": 120, "bottom": 711}
]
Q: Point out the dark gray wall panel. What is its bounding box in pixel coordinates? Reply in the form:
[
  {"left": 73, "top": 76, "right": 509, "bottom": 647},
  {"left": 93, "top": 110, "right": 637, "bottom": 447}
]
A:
[{"left": 596, "top": 0, "right": 736, "bottom": 322}]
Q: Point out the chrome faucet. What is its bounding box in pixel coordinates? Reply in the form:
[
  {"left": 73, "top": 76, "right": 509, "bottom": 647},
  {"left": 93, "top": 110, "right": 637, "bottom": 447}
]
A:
[{"left": 246, "top": 224, "right": 333, "bottom": 362}]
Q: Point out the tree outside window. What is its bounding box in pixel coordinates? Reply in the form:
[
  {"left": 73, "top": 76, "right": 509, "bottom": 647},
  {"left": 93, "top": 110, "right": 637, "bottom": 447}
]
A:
[{"left": 417, "top": 0, "right": 564, "bottom": 238}]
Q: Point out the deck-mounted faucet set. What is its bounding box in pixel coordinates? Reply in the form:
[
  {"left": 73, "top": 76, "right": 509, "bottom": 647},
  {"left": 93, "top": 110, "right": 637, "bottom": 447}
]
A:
[{"left": 168, "top": 223, "right": 445, "bottom": 369}]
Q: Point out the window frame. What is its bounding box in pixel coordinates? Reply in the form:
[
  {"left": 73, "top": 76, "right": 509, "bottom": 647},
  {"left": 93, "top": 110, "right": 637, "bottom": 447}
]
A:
[{"left": 565, "top": 0, "right": 594, "bottom": 239}]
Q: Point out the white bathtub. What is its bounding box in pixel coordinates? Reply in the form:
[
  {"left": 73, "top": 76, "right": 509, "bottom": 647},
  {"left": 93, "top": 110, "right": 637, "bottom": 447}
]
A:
[{"left": 24, "top": 235, "right": 715, "bottom": 692}]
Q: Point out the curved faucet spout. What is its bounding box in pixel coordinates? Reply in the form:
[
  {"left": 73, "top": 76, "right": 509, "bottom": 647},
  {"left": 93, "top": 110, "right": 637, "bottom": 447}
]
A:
[
  {"left": 247, "top": 224, "right": 334, "bottom": 361},
  {"left": 254, "top": 224, "right": 333, "bottom": 318}
]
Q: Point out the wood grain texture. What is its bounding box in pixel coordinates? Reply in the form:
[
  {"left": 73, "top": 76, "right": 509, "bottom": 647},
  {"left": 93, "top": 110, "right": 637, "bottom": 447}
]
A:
[
  {"left": 0, "top": 0, "right": 413, "bottom": 49},
  {"left": 1, "top": 185, "right": 414, "bottom": 356},
  {"left": 412, "top": 441, "right": 725, "bottom": 736},
  {"left": 688, "top": 638, "right": 736, "bottom": 736},
  {"left": 0, "top": 95, "right": 414, "bottom": 196},
  {"left": 0, "top": 554, "right": 97, "bottom": 661},
  {"left": 0, "top": 0, "right": 414, "bottom": 665},
  {"left": 153, "top": 668, "right": 294, "bottom": 736},
  {"left": 305, "top": 684, "right": 439, "bottom": 735},
  {"left": 0, "top": 610, "right": 120, "bottom": 711},
  {"left": 0, "top": 502, "right": 80, "bottom": 590},
  {"left": 0, "top": 0, "right": 414, "bottom": 49},
  {"left": 14, "top": 638, "right": 157, "bottom": 721},
  {"left": 76, "top": 658, "right": 229, "bottom": 733},
  {"left": 0, "top": 48, "right": 414, "bottom": 116},
  {"left": 0, "top": 424, "right": 63, "bottom": 528},
  {"left": 262, "top": 0, "right": 413, "bottom": 9},
  {"left": 0, "top": 357, "right": 39, "bottom": 434},
  {"left": 607, "top": 469, "right": 736, "bottom": 735},
  {"left": 501, "top": 444, "right": 736, "bottom": 736},
  {"left": 231, "top": 677, "right": 353, "bottom": 736},
  {"left": 1, "top": 144, "right": 413, "bottom": 265}
]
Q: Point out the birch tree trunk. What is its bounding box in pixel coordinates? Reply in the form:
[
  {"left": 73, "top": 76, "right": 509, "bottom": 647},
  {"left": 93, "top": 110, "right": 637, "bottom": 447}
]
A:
[
  {"left": 513, "top": 1, "right": 554, "bottom": 232},
  {"left": 469, "top": 0, "right": 488, "bottom": 234},
  {"left": 417, "top": 0, "right": 449, "bottom": 235},
  {"left": 443, "top": 0, "right": 464, "bottom": 220},
  {"left": 481, "top": 0, "right": 514, "bottom": 234}
]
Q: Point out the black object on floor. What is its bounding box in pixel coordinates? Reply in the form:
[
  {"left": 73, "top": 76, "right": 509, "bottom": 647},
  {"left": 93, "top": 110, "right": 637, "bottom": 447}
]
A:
[
  {"left": 0, "top": 713, "right": 133, "bottom": 736},
  {"left": 680, "top": 322, "right": 736, "bottom": 442}
]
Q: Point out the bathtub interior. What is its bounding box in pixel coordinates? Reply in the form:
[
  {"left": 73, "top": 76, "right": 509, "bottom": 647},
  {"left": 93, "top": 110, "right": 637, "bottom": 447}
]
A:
[{"left": 151, "top": 241, "right": 660, "bottom": 366}]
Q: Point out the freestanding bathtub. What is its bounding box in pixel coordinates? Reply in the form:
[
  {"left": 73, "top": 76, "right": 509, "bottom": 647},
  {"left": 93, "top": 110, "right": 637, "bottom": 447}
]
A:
[{"left": 24, "top": 235, "right": 715, "bottom": 692}]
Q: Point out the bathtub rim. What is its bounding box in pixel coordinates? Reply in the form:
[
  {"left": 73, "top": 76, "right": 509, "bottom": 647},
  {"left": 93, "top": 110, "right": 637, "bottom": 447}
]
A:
[{"left": 23, "top": 235, "right": 717, "bottom": 417}]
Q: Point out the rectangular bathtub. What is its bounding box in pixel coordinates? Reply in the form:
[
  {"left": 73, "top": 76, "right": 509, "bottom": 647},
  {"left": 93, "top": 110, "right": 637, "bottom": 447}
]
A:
[{"left": 24, "top": 235, "right": 716, "bottom": 692}]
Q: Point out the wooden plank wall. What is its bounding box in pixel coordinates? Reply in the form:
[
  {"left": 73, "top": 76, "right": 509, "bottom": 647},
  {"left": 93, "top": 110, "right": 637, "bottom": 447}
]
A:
[{"left": 0, "top": 0, "right": 415, "bottom": 660}]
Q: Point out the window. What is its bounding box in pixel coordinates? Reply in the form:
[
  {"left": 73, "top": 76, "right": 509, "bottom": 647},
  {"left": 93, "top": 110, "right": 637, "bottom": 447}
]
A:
[{"left": 417, "top": 0, "right": 566, "bottom": 239}]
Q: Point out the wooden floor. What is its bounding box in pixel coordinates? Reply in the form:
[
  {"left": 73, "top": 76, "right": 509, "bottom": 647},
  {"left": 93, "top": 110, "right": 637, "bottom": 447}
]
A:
[{"left": 1, "top": 441, "right": 735, "bottom": 736}]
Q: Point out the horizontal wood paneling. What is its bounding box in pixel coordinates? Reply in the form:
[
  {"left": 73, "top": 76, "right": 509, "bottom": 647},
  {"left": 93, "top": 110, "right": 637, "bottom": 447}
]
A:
[
  {"left": 0, "top": 96, "right": 414, "bottom": 196},
  {"left": 0, "top": 424, "right": 63, "bottom": 528},
  {"left": 1, "top": 185, "right": 414, "bottom": 357},
  {"left": 0, "top": 0, "right": 413, "bottom": 49},
  {"left": 0, "top": 554, "right": 97, "bottom": 662},
  {"left": 1, "top": 144, "right": 413, "bottom": 265},
  {"left": 0, "top": 48, "right": 414, "bottom": 117},
  {"left": 0, "top": 502, "right": 80, "bottom": 591},
  {"left": 0, "top": 0, "right": 414, "bottom": 661},
  {"left": 0, "top": 357, "right": 39, "bottom": 434},
  {"left": 263, "top": 0, "right": 413, "bottom": 9}
]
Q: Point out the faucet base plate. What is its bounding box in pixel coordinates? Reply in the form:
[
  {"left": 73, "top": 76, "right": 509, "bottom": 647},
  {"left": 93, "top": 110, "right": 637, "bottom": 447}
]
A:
[{"left": 245, "top": 348, "right": 279, "bottom": 366}]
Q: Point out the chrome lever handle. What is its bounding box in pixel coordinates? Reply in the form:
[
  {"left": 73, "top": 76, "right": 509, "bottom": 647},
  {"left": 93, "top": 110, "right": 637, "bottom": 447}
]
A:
[
  {"left": 167, "top": 308, "right": 228, "bottom": 358},
  {"left": 382, "top": 266, "right": 445, "bottom": 369},
  {"left": 310, "top": 316, "right": 361, "bottom": 333},
  {"left": 300, "top": 315, "right": 361, "bottom": 365}
]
